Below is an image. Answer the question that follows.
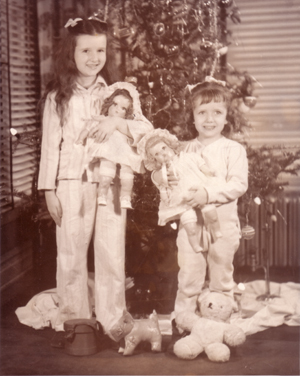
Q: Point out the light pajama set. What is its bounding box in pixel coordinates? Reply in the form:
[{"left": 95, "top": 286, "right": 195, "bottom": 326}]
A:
[
  {"left": 173, "top": 137, "right": 248, "bottom": 317},
  {"left": 38, "top": 76, "right": 153, "bottom": 335}
]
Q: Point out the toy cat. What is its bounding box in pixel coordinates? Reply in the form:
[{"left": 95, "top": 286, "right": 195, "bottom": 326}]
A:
[{"left": 110, "top": 310, "right": 162, "bottom": 356}]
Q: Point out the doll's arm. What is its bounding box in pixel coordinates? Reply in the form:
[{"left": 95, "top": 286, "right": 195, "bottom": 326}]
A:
[
  {"left": 75, "top": 128, "right": 89, "bottom": 145},
  {"left": 199, "top": 164, "right": 214, "bottom": 177}
]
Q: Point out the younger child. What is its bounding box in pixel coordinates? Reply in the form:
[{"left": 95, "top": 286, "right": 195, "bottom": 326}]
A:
[
  {"left": 137, "top": 128, "right": 223, "bottom": 253},
  {"left": 76, "top": 82, "right": 144, "bottom": 209},
  {"left": 157, "top": 77, "right": 248, "bottom": 328}
]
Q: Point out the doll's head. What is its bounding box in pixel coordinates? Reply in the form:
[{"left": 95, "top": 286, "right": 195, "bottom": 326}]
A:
[
  {"left": 187, "top": 78, "right": 232, "bottom": 139},
  {"left": 101, "top": 89, "right": 134, "bottom": 119},
  {"left": 146, "top": 138, "right": 176, "bottom": 168},
  {"left": 137, "top": 129, "right": 181, "bottom": 171}
]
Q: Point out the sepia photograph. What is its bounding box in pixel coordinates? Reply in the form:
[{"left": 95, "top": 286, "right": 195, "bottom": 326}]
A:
[{"left": 1, "top": 0, "right": 299, "bottom": 375}]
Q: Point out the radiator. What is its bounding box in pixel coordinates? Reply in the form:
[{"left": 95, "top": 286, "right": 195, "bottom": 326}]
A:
[{"left": 237, "top": 196, "right": 300, "bottom": 267}]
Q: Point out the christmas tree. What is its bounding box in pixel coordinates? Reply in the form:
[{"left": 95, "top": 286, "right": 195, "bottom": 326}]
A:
[{"left": 107, "top": 0, "right": 255, "bottom": 138}]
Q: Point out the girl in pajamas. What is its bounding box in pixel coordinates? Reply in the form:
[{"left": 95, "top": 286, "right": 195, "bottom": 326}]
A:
[
  {"left": 38, "top": 17, "right": 152, "bottom": 345},
  {"left": 153, "top": 77, "right": 248, "bottom": 330}
]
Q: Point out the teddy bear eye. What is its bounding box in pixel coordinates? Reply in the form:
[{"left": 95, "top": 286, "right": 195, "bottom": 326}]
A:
[{"left": 208, "top": 303, "right": 213, "bottom": 309}]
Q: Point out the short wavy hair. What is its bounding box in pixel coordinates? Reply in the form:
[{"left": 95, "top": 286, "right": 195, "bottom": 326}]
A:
[{"left": 186, "top": 81, "right": 233, "bottom": 138}]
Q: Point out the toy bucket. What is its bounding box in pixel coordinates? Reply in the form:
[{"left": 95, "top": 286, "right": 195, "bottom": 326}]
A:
[{"left": 64, "top": 318, "right": 99, "bottom": 356}]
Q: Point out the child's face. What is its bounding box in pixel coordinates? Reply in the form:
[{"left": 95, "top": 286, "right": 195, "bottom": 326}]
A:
[
  {"left": 148, "top": 141, "right": 175, "bottom": 167},
  {"left": 108, "top": 95, "right": 130, "bottom": 119},
  {"left": 193, "top": 99, "right": 227, "bottom": 144},
  {"left": 74, "top": 34, "right": 107, "bottom": 80}
]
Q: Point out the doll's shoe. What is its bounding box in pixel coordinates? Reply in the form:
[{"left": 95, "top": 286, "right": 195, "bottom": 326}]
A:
[
  {"left": 98, "top": 196, "right": 107, "bottom": 206},
  {"left": 120, "top": 197, "right": 133, "bottom": 209}
]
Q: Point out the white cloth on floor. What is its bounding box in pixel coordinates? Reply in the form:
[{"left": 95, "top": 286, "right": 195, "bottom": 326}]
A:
[
  {"left": 15, "top": 273, "right": 95, "bottom": 330},
  {"left": 231, "top": 280, "right": 300, "bottom": 335},
  {"left": 16, "top": 280, "right": 300, "bottom": 335}
]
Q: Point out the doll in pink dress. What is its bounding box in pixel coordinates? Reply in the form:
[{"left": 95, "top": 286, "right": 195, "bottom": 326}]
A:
[
  {"left": 137, "top": 129, "right": 223, "bottom": 253},
  {"left": 76, "top": 82, "right": 146, "bottom": 209}
]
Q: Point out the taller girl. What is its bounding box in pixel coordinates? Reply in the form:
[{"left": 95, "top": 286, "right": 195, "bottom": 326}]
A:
[{"left": 38, "top": 17, "right": 152, "bottom": 342}]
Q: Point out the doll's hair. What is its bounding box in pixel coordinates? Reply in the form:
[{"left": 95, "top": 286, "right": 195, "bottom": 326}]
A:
[
  {"left": 101, "top": 89, "right": 134, "bottom": 119},
  {"left": 187, "top": 81, "right": 233, "bottom": 138},
  {"left": 44, "top": 18, "right": 109, "bottom": 125},
  {"left": 145, "top": 135, "right": 181, "bottom": 169}
]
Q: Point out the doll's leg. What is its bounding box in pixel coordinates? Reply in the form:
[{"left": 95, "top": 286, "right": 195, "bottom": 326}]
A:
[
  {"left": 119, "top": 165, "right": 134, "bottom": 209},
  {"left": 98, "top": 159, "right": 116, "bottom": 205},
  {"left": 180, "top": 209, "right": 203, "bottom": 253},
  {"left": 201, "top": 204, "right": 222, "bottom": 242}
]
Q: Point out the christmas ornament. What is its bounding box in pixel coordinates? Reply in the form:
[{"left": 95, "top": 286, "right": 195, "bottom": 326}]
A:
[
  {"left": 172, "top": 101, "right": 180, "bottom": 110},
  {"left": 203, "top": 0, "right": 212, "bottom": 7},
  {"left": 164, "top": 44, "right": 180, "bottom": 56},
  {"left": 125, "top": 76, "right": 138, "bottom": 86},
  {"left": 218, "top": 46, "right": 228, "bottom": 55},
  {"left": 254, "top": 197, "right": 261, "bottom": 205},
  {"left": 238, "top": 99, "right": 251, "bottom": 114},
  {"left": 241, "top": 225, "right": 255, "bottom": 240},
  {"left": 113, "top": 26, "right": 135, "bottom": 39},
  {"left": 219, "top": 0, "right": 233, "bottom": 7},
  {"left": 243, "top": 96, "right": 257, "bottom": 108},
  {"left": 153, "top": 22, "right": 165, "bottom": 36}
]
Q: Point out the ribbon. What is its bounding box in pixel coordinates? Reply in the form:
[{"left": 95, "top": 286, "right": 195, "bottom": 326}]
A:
[
  {"left": 64, "top": 18, "right": 83, "bottom": 28},
  {"left": 186, "top": 76, "right": 226, "bottom": 93}
]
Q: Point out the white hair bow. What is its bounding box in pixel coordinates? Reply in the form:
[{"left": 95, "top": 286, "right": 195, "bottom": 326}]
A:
[
  {"left": 186, "top": 76, "right": 226, "bottom": 92},
  {"left": 64, "top": 18, "right": 83, "bottom": 28}
]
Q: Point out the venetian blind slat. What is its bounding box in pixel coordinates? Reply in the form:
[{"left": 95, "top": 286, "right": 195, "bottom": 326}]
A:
[{"left": 0, "top": 0, "right": 40, "bottom": 213}]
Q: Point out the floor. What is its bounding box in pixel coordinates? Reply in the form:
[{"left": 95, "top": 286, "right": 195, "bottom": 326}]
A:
[{"left": 1, "top": 265, "right": 299, "bottom": 375}]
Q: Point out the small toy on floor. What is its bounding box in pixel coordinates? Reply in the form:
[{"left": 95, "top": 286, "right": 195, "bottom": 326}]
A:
[
  {"left": 174, "top": 292, "right": 246, "bottom": 362},
  {"left": 110, "top": 310, "right": 162, "bottom": 356}
]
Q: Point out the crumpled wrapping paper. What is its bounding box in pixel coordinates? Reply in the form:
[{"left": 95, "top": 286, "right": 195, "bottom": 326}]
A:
[
  {"left": 230, "top": 280, "right": 300, "bottom": 335},
  {"left": 16, "top": 279, "right": 300, "bottom": 336}
]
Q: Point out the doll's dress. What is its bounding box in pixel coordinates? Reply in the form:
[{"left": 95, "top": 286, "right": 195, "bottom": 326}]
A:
[
  {"left": 157, "top": 152, "right": 222, "bottom": 226},
  {"left": 86, "top": 127, "right": 143, "bottom": 173}
]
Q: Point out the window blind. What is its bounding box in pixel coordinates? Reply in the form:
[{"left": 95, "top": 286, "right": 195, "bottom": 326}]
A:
[
  {"left": 227, "top": 0, "right": 300, "bottom": 145},
  {"left": 0, "top": 0, "right": 40, "bottom": 213}
]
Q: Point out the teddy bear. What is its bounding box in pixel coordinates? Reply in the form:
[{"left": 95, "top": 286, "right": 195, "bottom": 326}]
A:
[
  {"left": 173, "top": 292, "right": 246, "bottom": 362},
  {"left": 109, "top": 310, "right": 162, "bottom": 356}
]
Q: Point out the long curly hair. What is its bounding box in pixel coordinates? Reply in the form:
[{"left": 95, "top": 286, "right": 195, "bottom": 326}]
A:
[
  {"left": 101, "top": 89, "right": 134, "bottom": 119},
  {"left": 186, "top": 81, "right": 232, "bottom": 139},
  {"left": 44, "top": 18, "right": 109, "bottom": 125}
]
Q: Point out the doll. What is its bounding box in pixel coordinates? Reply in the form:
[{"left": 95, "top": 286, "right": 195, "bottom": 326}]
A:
[
  {"left": 76, "top": 82, "right": 146, "bottom": 209},
  {"left": 137, "top": 129, "right": 223, "bottom": 253}
]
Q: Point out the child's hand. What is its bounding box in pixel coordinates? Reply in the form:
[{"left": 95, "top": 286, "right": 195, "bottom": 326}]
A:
[
  {"left": 184, "top": 187, "right": 208, "bottom": 208},
  {"left": 45, "top": 190, "right": 62, "bottom": 227},
  {"left": 167, "top": 166, "right": 179, "bottom": 186},
  {"left": 75, "top": 139, "right": 84, "bottom": 145},
  {"left": 89, "top": 117, "right": 117, "bottom": 143}
]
